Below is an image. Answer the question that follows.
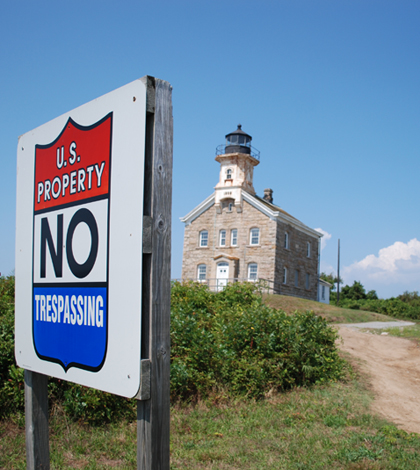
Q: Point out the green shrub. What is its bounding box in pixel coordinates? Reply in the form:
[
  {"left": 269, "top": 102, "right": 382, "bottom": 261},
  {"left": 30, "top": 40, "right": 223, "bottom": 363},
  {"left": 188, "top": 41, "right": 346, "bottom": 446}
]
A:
[
  {"left": 0, "top": 275, "right": 15, "bottom": 383},
  {"left": 62, "top": 384, "right": 135, "bottom": 425},
  {"left": 216, "top": 304, "right": 344, "bottom": 396},
  {"left": 215, "top": 281, "right": 259, "bottom": 308},
  {"left": 171, "top": 281, "right": 345, "bottom": 399},
  {"left": 1, "top": 277, "right": 346, "bottom": 421},
  {"left": 398, "top": 291, "right": 420, "bottom": 307},
  {"left": 170, "top": 280, "right": 216, "bottom": 315},
  {"left": 0, "top": 276, "right": 136, "bottom": 423},
  {"left": 338, "top": 297, "right": 420, "bottom": 320},
  {"left": 0, "top": 365, "right": 25, "bottom": 415},
  {"left": 333, "top": 282, "right": 420, "bottom": 319},
  {"left": 0, "top": 275, "right": 19, "bottom": 418}
]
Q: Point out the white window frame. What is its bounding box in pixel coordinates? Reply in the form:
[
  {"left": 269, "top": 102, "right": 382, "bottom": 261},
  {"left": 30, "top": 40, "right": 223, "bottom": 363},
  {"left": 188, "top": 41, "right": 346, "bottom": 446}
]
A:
[
  {"left": 307, "top": 241, "right": 311, "bottom": 258},
  {"left": 197, "top": 264, "right": 207, "bottom": 281},
  {"left": 219, "top": 229, "right": 226, "bottom": 247},
  {"left": 199, "top": 230, "right": 208, "bottom": 247},
  {"left": 250, "top": 228, "right": 260, "bottom": 245},
  {"left": 248, "top": 263, "right": 258, "bottom": 281},
  {"left": 283, "top": 267, "right": 287, "bottom": 284},
  {"left": 231, "top": 229, "right": 238, "bottom": 246},
  {"left": 284, "top": 232, "right": 289, "bottom": 249},
  {"left": 226, "top": 168, "right": 232, "bottom": 180}
]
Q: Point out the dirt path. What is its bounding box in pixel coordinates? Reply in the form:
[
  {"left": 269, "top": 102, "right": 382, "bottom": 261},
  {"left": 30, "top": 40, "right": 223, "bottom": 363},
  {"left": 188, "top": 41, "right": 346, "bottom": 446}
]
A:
[{"left": 337, "top": 325, "right": 420, "bottom": 434}]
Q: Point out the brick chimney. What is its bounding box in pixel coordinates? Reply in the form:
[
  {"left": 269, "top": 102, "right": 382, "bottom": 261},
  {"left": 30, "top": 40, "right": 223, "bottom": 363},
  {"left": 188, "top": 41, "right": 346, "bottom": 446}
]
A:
[{"left": 263, "top": 188, "right": 273, "bottom": 204}]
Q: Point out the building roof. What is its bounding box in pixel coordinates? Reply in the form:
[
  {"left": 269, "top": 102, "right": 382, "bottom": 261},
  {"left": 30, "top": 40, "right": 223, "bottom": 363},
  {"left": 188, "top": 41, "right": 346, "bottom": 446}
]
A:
[
  {"left": 180, "top": 190, "right": 322, "bottom": 239},
  {"left": 253, "top": 194, "right": 297, "bottom": 221},
  {"left": 318, "top": 278, "right": 333, "bottom": 287},
  {"left": 225, "top": 124, "right": 252, "bottom": 140}
]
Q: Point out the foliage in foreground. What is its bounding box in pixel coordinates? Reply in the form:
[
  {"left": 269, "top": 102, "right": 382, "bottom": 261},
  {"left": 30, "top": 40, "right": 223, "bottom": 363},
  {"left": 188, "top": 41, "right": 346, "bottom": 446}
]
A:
[
  {"left": 1, "top": 276, "right": 345, "bottom": 422},
  {"left": 3, "top": 381, "right": 420, "bottom": 469},
  {"left": 171, "top": 281, "right": 345, "bottom": 400},
  {"left": 0, "top": 276, "right": 136, "bottom": 423},
  {"left": 170, "top": 383, "right": 420, "bottom": 470}
]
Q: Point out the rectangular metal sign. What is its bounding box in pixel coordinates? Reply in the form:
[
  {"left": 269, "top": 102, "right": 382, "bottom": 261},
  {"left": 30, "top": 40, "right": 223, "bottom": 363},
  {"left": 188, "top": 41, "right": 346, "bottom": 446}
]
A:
[{"left": 16, "top": 79, "right": 147, "bottom": 397}]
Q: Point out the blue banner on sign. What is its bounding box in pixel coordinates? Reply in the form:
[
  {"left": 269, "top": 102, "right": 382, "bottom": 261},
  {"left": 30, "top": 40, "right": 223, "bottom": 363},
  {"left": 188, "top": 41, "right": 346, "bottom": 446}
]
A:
[{"left": 33, "top": 286, "right": 107, "bottom": 371}]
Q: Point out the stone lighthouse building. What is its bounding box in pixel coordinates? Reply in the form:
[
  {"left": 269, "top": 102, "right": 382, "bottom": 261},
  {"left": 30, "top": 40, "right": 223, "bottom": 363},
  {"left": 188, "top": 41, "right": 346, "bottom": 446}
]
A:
[{"left": 180, "top": 125, "right": 322, "bottom": 300}]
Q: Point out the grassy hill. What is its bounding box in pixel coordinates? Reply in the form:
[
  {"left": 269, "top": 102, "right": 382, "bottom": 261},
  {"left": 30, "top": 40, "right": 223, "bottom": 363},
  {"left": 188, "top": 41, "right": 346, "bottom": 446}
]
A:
[
  {"left": 262, "top": 293, "right": 394, "bottom": 324},
  {"left": 3, "top": 281, "right": 420, "bottom": 468}
]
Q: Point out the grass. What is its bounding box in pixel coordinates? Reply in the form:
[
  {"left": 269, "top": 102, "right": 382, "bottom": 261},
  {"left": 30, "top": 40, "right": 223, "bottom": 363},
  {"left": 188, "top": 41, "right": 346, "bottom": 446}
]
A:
[
  {"left": 170, "top": 378, "right": 420, "bottom": 470},
  {"left": 263, "top": 293, "right": 395, "bottom": 324},
  {"left": 0, "top": 405, "right": 138, "bottom": 469},
  {"left": 2, "top": 291, "right": 417, "bottom": 468},
  {"left": 363, "top": 322, "right": 420, "bottom": 343},
  {"left": 2, "top": 367, "right": 420, "bottom": 469}
]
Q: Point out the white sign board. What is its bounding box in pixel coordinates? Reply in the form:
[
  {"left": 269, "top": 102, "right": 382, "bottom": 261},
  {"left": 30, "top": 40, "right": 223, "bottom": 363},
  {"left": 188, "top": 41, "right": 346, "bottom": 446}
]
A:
[{"left": 15, "top": 79, "right": 146, "bottom": 398}]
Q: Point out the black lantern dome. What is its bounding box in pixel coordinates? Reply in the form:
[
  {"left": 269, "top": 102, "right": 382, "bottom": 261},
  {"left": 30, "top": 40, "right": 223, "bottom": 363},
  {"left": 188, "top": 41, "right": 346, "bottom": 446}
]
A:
[
  {"left": 225, "top": 124, "right": 252, "bottom": 154},
  {"left": 215, "top": 124, "right": 260, "bottom": 159}
]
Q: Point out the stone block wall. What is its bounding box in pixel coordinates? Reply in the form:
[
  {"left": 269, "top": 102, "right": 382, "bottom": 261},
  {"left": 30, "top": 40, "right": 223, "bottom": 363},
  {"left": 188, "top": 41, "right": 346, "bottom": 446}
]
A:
[
  {"left": 181, "top": 200, "right": 277, "bottom": 282},
  {"left": 274, "top": 220, "right": 319, "bottom": 300},
  {"left": 181, "top": 198, "right": 320, "bottom": 301}
]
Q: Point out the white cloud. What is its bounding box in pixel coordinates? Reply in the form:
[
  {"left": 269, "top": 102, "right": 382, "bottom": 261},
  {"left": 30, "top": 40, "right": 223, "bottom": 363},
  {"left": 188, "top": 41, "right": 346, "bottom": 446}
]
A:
[
  {"left": 314, "top": 228, "right": 331, "bottom": 251},
  {"left": 343, "top": 239, "right": 420, "bottom": 287},
  {"left": 320, "top": 261, "right": 335, "bottom": 276}
]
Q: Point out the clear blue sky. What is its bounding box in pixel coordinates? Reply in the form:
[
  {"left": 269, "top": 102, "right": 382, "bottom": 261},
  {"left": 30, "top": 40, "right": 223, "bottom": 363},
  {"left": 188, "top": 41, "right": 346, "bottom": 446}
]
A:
[{"left": 1, "top": 1, "right": 419, "bottom": 298}]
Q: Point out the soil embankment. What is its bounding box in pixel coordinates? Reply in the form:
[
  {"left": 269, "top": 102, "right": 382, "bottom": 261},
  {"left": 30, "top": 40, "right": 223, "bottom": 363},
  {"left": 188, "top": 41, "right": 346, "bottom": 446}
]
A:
[{"left": 338, "top": 325, "right": 420, "bottom": 434}]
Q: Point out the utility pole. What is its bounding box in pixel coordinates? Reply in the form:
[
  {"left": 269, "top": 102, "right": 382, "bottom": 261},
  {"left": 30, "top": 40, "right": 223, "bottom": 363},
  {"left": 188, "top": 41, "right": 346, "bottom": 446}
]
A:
[{"left": 337, "top": 239, "right": 340, "bottom": 306}]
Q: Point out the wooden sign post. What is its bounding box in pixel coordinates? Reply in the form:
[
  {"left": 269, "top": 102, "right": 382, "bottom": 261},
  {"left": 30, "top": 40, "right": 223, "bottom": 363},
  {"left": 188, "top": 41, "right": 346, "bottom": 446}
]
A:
[
  {"left": 16, "top": 76, "right": 172, "bottom": 470},
  {"left": 137, "top": 77, "right": 172, "bottom": 470}
]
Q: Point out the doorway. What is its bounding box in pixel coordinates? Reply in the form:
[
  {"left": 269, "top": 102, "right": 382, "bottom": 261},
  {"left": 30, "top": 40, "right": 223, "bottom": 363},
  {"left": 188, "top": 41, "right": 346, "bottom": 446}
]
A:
[{"left": 216, "top": 262, "right": 229, "bottom": 291}]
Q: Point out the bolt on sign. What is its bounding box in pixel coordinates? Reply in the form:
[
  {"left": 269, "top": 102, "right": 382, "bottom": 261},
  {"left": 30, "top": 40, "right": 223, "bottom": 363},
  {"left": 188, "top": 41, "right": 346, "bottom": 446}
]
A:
[{"left": 16, "top": 80, "right": 147, "bottom": 397}]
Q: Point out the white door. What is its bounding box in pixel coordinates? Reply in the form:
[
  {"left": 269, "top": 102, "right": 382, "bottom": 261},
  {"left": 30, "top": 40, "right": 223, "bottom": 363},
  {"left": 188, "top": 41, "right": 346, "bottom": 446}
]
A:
[{"left": 216, "top": 262, "right": 229, "bottom": 291}]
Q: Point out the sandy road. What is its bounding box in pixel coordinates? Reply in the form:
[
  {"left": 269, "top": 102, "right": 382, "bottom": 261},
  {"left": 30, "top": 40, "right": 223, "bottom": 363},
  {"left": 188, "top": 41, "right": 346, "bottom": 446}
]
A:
[{"left": 337, "top": 325, "right": 420, "bottom": 434}]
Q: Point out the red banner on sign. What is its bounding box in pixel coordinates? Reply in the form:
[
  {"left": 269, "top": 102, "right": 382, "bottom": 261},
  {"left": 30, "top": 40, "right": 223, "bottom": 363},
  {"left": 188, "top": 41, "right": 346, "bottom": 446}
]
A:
[{"left": 34, "top": 114, "right": 112, "bottom": 212}]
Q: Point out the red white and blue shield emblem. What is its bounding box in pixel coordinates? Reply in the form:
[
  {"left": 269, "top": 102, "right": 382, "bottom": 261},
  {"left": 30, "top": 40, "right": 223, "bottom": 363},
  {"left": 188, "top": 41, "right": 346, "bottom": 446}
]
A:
[{"left": 32, "top": 113, "right": 112, "bottom": 372}]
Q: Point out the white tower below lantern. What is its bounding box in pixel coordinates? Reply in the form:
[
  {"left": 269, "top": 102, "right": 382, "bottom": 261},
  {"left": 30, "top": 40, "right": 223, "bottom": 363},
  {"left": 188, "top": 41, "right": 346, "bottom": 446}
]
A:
[{"left": 214, "top": 124, "right": 260, "bottom": 213}]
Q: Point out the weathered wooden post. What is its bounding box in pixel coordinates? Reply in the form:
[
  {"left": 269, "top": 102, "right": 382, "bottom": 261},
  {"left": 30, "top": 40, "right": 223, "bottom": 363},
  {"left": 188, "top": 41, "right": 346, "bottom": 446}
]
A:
[
  {"left": 137, "top": 77, "right": 172, "bottom": 470},
  {"left": 15, "top": 76, "right": 173, "bottom": 470},
  {"left": 24, "top": 371, "right": 49, "bottom": 469}
]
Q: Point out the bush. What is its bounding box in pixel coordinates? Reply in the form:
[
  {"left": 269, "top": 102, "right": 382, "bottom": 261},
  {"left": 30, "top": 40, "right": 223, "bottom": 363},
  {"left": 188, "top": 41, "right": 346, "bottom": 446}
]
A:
[
  {"left": 61, "top": 384, "right": 135, "bottom": 425},
  {"left": 1, "top": 277, "right": 346, "bottom": 421},
  {"left": 398, "top": 291, "right": 420, "bottom": 307},
  {"left": 338, "top": 297, "right": 420, "bottom": 320},
  {"left": 332, "top": 282, "right": 420, "bottom": 320},
  {"left": 0, "top": 275, "right": 19, "bottom": 418},
  {"left": 0, "top": 275, "right": 136, "bottom": 422},
  {"left": 171, "top": 281, "right": 345, "bottom": 399}
]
